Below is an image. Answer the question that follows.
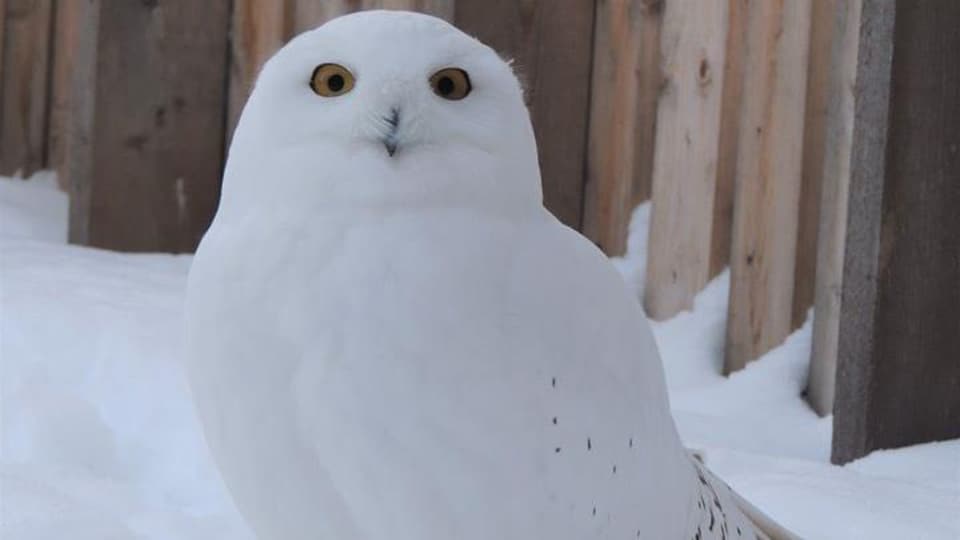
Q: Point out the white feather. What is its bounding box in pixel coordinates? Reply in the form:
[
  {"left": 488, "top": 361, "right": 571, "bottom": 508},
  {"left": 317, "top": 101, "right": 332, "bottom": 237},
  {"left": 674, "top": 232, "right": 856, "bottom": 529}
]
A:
[{"left": 185, "top": 10, "right": 785, "bottom": 540}]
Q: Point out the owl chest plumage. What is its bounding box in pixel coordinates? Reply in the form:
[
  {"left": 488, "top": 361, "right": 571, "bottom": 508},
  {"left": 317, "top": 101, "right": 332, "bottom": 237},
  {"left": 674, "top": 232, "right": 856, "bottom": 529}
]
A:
[{"left": 186, "top": 210, "right": 707, "bottom": 539}]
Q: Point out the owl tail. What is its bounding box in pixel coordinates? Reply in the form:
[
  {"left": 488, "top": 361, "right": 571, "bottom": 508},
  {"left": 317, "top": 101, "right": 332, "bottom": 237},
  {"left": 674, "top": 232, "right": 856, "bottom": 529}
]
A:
[{"left": 689, "top": 449, "right": 802, "bottom": 540}]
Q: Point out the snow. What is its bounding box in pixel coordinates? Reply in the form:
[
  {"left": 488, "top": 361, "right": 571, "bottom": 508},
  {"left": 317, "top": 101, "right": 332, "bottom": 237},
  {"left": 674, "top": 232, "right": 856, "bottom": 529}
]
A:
[{"left": 1, "top": 174, "right": 957, "bottom": 539}]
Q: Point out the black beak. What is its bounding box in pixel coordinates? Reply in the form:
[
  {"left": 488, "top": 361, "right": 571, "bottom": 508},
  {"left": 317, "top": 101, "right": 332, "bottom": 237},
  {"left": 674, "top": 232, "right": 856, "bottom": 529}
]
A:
[{"left": 382, "top": 107, "right": 400, "bottom": 157}]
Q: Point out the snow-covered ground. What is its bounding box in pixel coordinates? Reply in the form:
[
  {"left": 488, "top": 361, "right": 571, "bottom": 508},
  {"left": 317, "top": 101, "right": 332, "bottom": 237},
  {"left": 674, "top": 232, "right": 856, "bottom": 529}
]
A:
[{"left": 1, "top": 173, "right": 957, "bottom": 539}]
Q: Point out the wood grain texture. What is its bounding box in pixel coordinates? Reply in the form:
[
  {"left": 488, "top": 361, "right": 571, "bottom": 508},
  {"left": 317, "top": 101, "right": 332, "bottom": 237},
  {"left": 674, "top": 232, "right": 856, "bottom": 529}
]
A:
[
  {"left": 372, "top": 0, "right": 454, "bottom": 19},
  {"left": 833, "top": 0, "right": 960, "bottom": 464},
  {"left": 807, "top": 0, "right": 861, "bottom": 417},
  {"left": 227, "top": 0, "right": 289, "bottom": 149},
  {"left": 710, "top": 0, "right": 747, "bottom": 278},
  {"left": 829, "top": 0, "right": 894, "bottom": 462},
  {"left": 583, "top": 0, "right": 662, "bottom": 256},
  {"left": 48, "top": 0, "right": 80, "bottom": 188},
  {"left": 792, "top": 0, "right": 836, "bottom": 329},
  {"left": 455, "top": 0, "right": 595, "bottom": 231},
  {"left": 0, "top": 0, "right": 53, "bottom": 177},
  {"left": 290, "top": 0, "right": 453, "bottom": 35},
  {"left": 67, "top": 0, "right": 230, "bottom": 252},
  {"left": 630, "top": 0, "right": 661, "bottom": 207},
  {"left": 724, "top": 0, "right": 812, "bottom": 373},
  {"left": 0, "top": 1, "right": 6, "bottom": 112},
  {"left": 643, "top": 0, "right": 728, "bottom": 320}
]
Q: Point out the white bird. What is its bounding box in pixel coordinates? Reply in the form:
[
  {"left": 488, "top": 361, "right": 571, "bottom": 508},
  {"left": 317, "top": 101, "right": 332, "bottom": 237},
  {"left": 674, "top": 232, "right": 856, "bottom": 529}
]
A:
[{"left": 185, "top": 10, "right": 793, "bottom": 540}]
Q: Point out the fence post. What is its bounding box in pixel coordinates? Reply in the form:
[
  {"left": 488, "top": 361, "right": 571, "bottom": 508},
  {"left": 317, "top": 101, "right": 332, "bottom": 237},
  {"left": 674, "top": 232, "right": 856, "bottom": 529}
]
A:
[
  {"left": 0, "top": 0, "right": 53, "bottom": 177},
  {"left": 832, "top": 0, "right": 960, "bottom": 464},
  {"left": 792, "top": 0, "right": 838, "bottom": 330},
  {"left": 455, "top": 0, "right": 595, "bottom": 233},
  {"left": 806, "top": 0, "right": 862, "bottom": 417},
  {"left": 724, "top": 0, "right": 812, "bottom": 373},
  {"left": 710, "top": 0, "right": 747, "bottom": 278},
  {"left": 582, "top": 0, "right": 662, "bottom": 257},
  {"left": 67, "top": 0, "right": 230, "bottom": 252},
  {"left": 643, "top": 0, "right": 729, "bottom": 319}
]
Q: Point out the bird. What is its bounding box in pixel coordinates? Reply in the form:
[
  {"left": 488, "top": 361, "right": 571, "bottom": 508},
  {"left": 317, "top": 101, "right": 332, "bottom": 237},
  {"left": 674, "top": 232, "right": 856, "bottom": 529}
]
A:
[{"left": 184, "top": 10, "right": 794, "bottom": 540}]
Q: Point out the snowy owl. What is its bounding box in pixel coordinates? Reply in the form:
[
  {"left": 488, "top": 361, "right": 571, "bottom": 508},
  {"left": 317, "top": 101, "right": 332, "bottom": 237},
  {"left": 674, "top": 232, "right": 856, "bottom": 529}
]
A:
[{"left": 185, "top": 10, "right": 791, "bottom": 540}]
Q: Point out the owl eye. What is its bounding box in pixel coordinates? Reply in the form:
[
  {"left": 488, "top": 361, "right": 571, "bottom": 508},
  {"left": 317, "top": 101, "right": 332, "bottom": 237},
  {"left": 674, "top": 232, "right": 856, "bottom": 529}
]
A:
[
  {"left": 429, "top": 68, "right": 471, "bottom": 100},
  {"left": 310, "top": 64, "right": 355, "bottom": 97}
]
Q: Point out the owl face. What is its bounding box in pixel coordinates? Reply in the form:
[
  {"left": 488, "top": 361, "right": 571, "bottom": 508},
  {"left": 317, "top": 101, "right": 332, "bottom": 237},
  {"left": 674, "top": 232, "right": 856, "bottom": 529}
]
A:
[{"left": 227, "top": 11, "right": 542, "bottom": 216}]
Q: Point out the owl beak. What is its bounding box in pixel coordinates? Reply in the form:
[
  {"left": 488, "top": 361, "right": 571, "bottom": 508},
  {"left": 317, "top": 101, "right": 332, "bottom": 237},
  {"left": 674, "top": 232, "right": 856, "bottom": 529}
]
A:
[{"left": 381, "top": 107, "right": 400, "bottom": 157}]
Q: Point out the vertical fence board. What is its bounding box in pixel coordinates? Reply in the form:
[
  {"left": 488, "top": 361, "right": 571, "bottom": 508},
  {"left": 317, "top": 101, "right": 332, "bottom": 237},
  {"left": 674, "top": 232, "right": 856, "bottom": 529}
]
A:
[
  {"left": 833, "top": 0, "right": 960, "bottom": 464},
  {"left": 792, "top": 0, "right": 836, "bottom": 329},
  {"left": 289, "top": 0, "right": 356, "bottom": 34},
  {"left": 724, "top": 0, "right": 812, "bottom": 373},
  {"left": 0, "top": 1, "right": 6, "bottom": 123},
  {"left": 0, "top": 0, "right": 7, "bottom": 88},
  {"left": 643, "top": 0, "right": 728, "bottom": 319},
  {"left": 48, "top": 0, "right": 80, "bottom": 187},
  {"left": 807, "top": 0, "right": 861, "bottom": 417},
  {"left": 583, "top": 0, "right": 661, "bottom": 256},
  {"left": 227, "top": 0, "right": 288, "bottom": 148},
  {"left": 372, "top": 0, "right": 454, "bottom": 19},
  {"left": 0, "top": 0, "right": 53, "bottom": 177},
  {"left": 630, "top": 0, "right": 661, "bottom": 208},
  {"left": 710, "top": 0, "right": 747, "bottom": 278},
  {"left": 455, "top": 0, "right": 595, "bottom": 231},
  {"left": 68, "top": 1, "right": 230, "bottom": 252}
]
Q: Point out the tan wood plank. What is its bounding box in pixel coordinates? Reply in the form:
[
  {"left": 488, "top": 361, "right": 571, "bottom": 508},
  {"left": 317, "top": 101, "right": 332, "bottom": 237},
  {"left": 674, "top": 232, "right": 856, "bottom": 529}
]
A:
[
  {"left": 643, "top": 0, "right": 729, "bottom": 320},
  {"left": 583, "top": 0, "right": 662, "bottom": 256},
  {"left": 710, "top": 0, "right": 748, "bottom": 277},
  {"left": 792, "top": 0, "right": 837, "bottom": 329},
  {"left": 724, "top": 0, "right": 812, "bottom": 373},
  {"left": 807, "top": 0, "right": 861, "bottom": 417}
]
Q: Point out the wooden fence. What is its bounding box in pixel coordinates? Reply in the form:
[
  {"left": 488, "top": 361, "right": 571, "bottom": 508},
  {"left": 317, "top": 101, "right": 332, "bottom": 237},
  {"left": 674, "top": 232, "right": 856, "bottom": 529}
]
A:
[{"left": 1, "top": 0, "right": 957, "bottom": 464}]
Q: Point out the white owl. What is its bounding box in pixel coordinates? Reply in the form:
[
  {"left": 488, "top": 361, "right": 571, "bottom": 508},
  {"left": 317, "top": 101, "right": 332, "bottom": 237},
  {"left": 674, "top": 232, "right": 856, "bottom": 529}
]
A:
[{"left": 185, "top": 10, "right": 792, "bottom": 540}]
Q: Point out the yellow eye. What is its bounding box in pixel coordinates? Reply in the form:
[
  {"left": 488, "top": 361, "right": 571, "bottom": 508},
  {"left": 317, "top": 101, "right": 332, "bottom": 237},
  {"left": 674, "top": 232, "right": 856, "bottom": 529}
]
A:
[
  {"left": 310, "top": 63, "right": 355, "bottom": 97},
  {"left": 429, "top": 68, "right": 471, "bottom": 100}
]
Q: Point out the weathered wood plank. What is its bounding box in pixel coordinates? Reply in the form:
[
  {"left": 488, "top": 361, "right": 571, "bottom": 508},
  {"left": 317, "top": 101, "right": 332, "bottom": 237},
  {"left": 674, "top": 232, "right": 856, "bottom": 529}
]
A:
[
  {"left": 0, "top": 0, "right": 53, "bottom": 177},
  {"left": 643, "top": 0, "right": 728, "bottom": 319},
  {"left": 227, "top": 0, "right": 288, "bottom": 149},
  {"left": 833, "top": 0, "right": 960, "bottom": 464},
  {"left": 371, "top": 0, "right": 454, "bottom": 19},
  {"left": 583, "top": 0, "right": 661, "bottom": 257},
  {"left": 630, "top": 0, "right": 661, "bottom": 208},
  {"left": 710, "top": 0, "right": 747, "bottom": 278},
  {"left": 48, "top": 0, "right": 80, "bottom": 188},
  {"left": 724, "top": 0, "right": 812, "bottom": 373},
  {"left": 455, "top": 0, "right": 595, "bottom": 231},
  {"left": 792, "top": 0, "right": 836, "bottom": 329},
  {"left": 0, "top": 1, "right": 6, "bottom": 106},
  {"left": 67, "top": 1, "right": 230, "bottom": 252},
  {"left": 289, "top": 0, "right": 354, "bottom": 34},
  {"left": 807, "top": 0, "right": 861, "bottom": 417}
]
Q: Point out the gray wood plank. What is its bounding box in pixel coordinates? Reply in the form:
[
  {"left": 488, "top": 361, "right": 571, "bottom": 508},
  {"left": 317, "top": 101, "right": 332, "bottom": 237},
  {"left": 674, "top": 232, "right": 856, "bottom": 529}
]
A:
[
  {"left": 67, "top": 0, "right": 230, "bottom": 252},
  {"left": 833, "top": 0, "right": 960, "bottom": 464}
]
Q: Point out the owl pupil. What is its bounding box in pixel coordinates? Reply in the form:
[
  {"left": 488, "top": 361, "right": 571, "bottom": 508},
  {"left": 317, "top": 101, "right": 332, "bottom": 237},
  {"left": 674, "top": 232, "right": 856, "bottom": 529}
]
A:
[
  {"left": 328, "top": 74, "right": 345, "bottom": 92},
  {"left": 437, "top": 76, "right": 455, "bottom": 95}
]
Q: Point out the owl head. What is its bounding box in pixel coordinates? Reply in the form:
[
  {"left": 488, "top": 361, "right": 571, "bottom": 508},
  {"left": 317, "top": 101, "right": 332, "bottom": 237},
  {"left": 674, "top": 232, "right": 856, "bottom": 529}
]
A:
[{"left": 222, "top": 10, "right": 543, "bottom": 219}]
